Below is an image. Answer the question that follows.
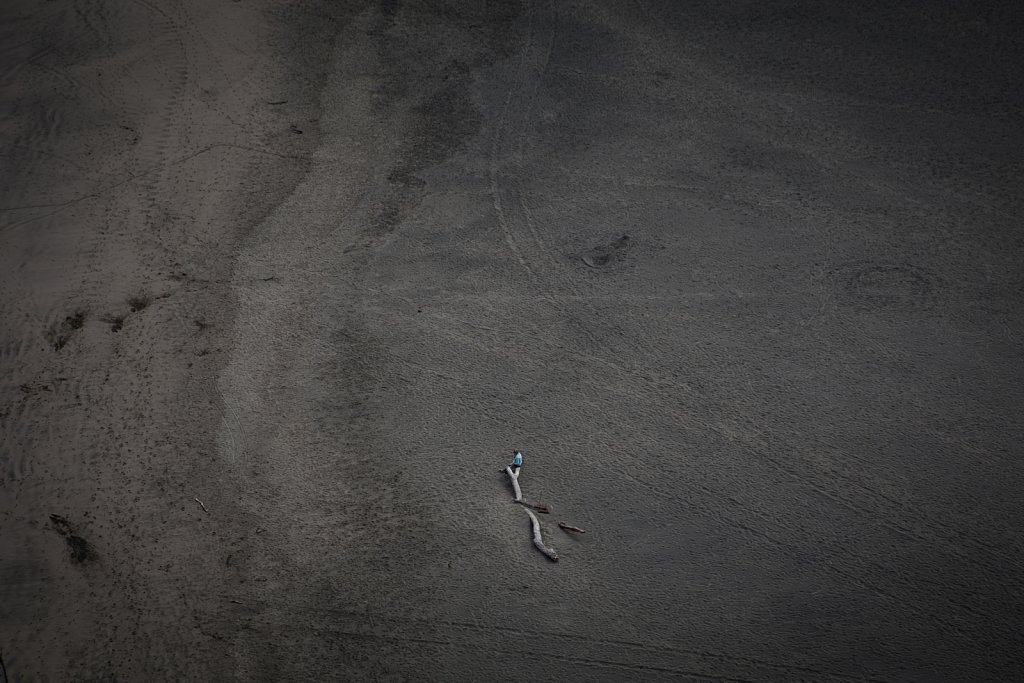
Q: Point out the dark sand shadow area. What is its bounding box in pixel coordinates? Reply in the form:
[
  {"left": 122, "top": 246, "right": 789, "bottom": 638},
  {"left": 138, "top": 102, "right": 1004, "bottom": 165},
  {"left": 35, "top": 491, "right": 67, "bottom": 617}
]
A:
[{"left": 3, "top": 0, "right": 1024, "bottom": 680}]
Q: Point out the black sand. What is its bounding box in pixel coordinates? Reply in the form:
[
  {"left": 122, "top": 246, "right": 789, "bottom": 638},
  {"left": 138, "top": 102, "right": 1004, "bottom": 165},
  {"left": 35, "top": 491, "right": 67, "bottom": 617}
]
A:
[{"left": 2, "top": 1, "right": 1023, "bottom": 680}]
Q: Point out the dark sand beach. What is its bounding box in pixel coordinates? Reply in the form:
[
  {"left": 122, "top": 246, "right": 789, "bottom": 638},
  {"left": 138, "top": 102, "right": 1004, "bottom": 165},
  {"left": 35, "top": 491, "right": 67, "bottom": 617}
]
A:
[{"left": 2, "top": 1, "right": 1024, "bottom": 680}]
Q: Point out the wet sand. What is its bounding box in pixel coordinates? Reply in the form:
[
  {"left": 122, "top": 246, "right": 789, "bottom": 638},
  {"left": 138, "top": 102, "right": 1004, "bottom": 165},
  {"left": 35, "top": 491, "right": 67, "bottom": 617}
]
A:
[{"left": 3, "top": 1, "right": 1024, "bottom": 680}]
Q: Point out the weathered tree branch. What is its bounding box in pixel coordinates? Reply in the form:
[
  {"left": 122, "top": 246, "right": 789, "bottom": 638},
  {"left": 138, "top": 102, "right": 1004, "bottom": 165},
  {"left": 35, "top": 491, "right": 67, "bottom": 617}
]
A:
[
  {"left": 505, "top": 466, "right": 523, "bottom": 502},
  {"left": 524, "top": 507, "right": 559, "bottom": 561},
  {"left": 504, "top": 466, "right": 558, "bottom": 561}
]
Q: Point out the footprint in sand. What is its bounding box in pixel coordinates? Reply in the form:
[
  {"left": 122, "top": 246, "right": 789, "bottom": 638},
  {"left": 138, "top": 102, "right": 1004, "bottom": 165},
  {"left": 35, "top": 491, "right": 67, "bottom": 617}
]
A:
[{"left": 580, "top": 234, "right": 632, "bottom": 269}]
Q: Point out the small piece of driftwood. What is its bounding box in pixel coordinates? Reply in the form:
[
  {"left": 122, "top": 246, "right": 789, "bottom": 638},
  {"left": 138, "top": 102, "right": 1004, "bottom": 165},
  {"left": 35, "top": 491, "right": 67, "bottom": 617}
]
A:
[
  {"left": 505, "top": 466, "right": 558, "bottom": 561},
  {"left": 194, "top": 497, "right": 209, "bottom": 513},
  {"left": 558, "top": 522, "right": 586, "bottom": 534}
]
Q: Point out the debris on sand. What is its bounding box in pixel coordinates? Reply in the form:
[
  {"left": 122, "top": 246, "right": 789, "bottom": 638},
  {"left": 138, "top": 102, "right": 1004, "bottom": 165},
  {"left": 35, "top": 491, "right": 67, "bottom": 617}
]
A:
[
  {"left": 48, "top": 514, "right": 96, "bottom": 564},
  {"left": 558, "top": 522, "right": 586, "bottom": 534},
  {"left": 127, "top": 294, "right": 151, "bottom": 312},
  {"left": 580, "top": 234, "right": 631, "bottom": 269},
  {"left": 503, "top": 456, "right": 558, "bottom": 562},
  {"left": 45, "top": 311, "right": 87, "bottom": 350}
]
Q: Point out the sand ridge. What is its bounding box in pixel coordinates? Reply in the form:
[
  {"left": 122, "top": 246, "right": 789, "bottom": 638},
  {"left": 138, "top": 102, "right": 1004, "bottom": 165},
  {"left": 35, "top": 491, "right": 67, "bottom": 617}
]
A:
[{"left": 1, "top": 0, "right": 346, "bottom": 678}]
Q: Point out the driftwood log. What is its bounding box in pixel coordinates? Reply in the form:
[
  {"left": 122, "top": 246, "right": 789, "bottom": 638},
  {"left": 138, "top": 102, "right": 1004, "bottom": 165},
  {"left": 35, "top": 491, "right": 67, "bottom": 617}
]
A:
[
  {"left": 505, "top": 466, "right": 558, "bottom": 562},
  {"left": 506, "top": 466, "right": 523, "bottom": 502}
]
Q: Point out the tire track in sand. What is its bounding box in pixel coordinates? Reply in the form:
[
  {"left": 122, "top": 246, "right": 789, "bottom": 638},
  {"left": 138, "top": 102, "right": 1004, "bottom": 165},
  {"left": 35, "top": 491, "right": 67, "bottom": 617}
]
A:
[
  {"left": 488, "top": 0, "right": 612, "bottom": 353},
  {"left": 219, "top": 602, "right": 886, "bottom": 682},
  {"left": 336, "top": 286, "right": 1024, "bottom": 654}
]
